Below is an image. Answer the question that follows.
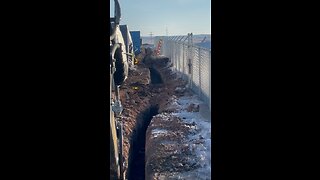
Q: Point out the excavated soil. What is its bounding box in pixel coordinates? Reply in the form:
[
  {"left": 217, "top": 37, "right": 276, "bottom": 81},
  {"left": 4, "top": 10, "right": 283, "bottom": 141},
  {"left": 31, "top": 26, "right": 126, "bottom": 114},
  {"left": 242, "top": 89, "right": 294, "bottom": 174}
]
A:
[{"left": 119, "top": 53, "right": 189, "bottom": 179}]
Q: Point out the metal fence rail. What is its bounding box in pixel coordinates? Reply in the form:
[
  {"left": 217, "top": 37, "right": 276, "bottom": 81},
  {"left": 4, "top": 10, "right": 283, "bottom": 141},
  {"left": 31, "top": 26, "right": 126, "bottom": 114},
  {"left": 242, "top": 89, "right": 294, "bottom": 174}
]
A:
[{"left": 155, "top": 34, "right": 212, "bottom": 111}]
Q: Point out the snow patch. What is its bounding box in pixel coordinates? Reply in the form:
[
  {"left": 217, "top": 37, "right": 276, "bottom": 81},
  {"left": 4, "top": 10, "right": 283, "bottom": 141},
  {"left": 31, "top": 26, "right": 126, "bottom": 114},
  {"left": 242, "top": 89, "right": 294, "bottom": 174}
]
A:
[
  {"left": 151, "top": 128, "right": 168, "bottom": 135},
  {"left": 172, "top": 94, "right": 212, "bottom": 178},
  {"left": 149, "top": 84, "right": 211, "bottom": 179},
  {"left": 154, "top": 113, "right": 170, "bottom": 121},
  {"left": 151, "top": 128, "right": 169, "bottom": 138}
]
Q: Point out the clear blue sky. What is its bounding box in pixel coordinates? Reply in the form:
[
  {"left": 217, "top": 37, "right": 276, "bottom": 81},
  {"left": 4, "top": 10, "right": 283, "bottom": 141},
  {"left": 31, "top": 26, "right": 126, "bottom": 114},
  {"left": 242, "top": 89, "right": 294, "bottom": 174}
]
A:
[{"left": 110, "top": 0, "right": 211, "bottom": 36}]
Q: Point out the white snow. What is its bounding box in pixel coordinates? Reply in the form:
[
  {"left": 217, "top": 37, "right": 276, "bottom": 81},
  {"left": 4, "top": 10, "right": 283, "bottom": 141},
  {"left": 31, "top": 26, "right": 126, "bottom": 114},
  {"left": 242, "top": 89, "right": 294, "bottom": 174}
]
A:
[
  {"left": 156, "top": 93, "right": 212, "bottom": 179},
  {"left": 154, "top": 113, "right": 171, "bottom": 121},
  {"left": 151, "top": 128, "right": 169, "bottom": 138}
]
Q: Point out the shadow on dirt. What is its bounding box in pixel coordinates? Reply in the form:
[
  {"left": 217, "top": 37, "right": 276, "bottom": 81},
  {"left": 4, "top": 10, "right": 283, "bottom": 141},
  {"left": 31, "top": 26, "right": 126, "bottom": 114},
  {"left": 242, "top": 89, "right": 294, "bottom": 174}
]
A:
[
  {"left": 127, "top": 106, "right": 159, "bottom": 180},
  {"left": 149, "top": 67, "right": 163, "bottom": 84}
]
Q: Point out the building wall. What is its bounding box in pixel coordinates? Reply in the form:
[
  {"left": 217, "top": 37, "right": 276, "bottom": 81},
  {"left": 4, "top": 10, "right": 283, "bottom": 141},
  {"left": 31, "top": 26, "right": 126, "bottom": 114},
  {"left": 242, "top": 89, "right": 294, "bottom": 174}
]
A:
[{"left": 130, "top": 31, "right": 141, "bottom": 55}]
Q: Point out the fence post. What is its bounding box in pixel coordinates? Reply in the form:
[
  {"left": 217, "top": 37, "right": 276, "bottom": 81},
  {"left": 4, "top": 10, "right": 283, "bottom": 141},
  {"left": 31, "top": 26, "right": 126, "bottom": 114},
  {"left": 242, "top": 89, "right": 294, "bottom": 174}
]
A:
[
  {"left": 209, "top": 50, "right": 211, "bottom": 111},
  {"left": 174, "top": 41, "right": 179, "bottom": 71},
  {"left": 198, "top": 47, "right": 201, "bottom": 98},
  {"left": 182, "top": 43, "right": 185, "bottom": 76},
  {"left": 171, "top": 41, "right": 173, "bottom": 65},
  {"left": 191, "top": 33, "right": 193, "bottom": 89},
  {"left": 177, "top": 43, "right": 179, "bottom": 72},
  {"left": 179, "top": 43, "right": 181, "bottom": 72},
  {"left": 187, "top": 33, "right": 193, "bottom": 89},
  {"left": 178, "top": 43, "right": 180, "bottom": 72},
  {"left": 162, "top": 38, "right": 165, "bottom": 55},
  {"left": 171, "top": 41, "right": 173, "bottom": 67},
  {"left": 174, "top": 42, "right": 176, "bottom": 70},
  {"left": 187, "top": 33, "right": 191, "bottom": 87},
  {"left": 165, "top": 38, "right": 167, "bottom": 56},
  {"left": 176, "top": 42, "right": 178, "bottom": 71},
  {"left": 175, "top": 42, "right": 177, "bottom": 71},
  {"left": 171, "top": 40, "right": 172, "bottom": 59}
]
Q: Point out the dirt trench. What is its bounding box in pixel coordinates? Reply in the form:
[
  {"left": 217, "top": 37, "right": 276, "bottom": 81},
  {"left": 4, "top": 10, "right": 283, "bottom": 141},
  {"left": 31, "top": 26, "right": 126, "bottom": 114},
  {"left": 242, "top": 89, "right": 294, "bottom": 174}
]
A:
[
  {"left": 127, "top": 105, "right": 159, "bottom": 180},
  {"left": 127, "top": 58, "right": 164, "bottom": 179},
  {"left": 119, "top": 54, "right": 184, "bottom": 179}
]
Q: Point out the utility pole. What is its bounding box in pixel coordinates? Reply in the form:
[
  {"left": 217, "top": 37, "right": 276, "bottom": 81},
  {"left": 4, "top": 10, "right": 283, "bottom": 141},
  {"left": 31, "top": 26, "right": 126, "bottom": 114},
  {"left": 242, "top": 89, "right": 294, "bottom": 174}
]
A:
[
  {"left": 166, "top": 27, "right": 168, "bottom": 36},
  {"left": 149, "top": 32, "right": 153, "bottom": 44}
]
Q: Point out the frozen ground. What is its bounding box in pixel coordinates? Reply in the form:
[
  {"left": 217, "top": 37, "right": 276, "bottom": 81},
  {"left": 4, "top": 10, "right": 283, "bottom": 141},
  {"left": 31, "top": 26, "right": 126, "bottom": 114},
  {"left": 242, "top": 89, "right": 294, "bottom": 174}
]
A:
[
  {"left": 145, "top": 72, "right": 211, "bottom": 179},
  {"left": 119, "top": 52, "right": 211, "bottom": 179}
]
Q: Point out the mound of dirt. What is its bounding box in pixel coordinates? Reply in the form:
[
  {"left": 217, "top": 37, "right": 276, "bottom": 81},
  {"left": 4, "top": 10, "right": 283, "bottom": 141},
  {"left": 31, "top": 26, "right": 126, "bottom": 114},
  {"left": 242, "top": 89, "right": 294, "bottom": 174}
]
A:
[
  {"left": 118, "top": 51, "right": 211, "bottom": 180},
  {"left": 119, "top": 54, "right": 186, "bottom": 179}
]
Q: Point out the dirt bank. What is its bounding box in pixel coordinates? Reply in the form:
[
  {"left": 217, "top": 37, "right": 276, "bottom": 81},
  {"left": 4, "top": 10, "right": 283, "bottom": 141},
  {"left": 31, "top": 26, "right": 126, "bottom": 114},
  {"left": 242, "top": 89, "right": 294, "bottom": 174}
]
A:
[{"left": 119, "top": 53, "right": 211, "bottom": 180}]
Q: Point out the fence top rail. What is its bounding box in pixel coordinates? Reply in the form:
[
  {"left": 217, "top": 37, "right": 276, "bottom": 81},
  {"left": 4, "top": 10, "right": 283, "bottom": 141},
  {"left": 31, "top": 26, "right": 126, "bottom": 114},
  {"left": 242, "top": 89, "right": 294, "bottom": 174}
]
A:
[
  {"left": 163, "top": 36, "right": 212, "bottom": 52},
  {"left": 192, "top": 45, "right": 212, "bottom": 52}
]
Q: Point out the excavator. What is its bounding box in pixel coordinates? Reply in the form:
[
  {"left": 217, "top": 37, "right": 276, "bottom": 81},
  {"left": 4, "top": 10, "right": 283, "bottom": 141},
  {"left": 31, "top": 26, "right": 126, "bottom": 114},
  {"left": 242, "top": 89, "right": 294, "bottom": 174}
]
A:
[{"left": 110, "top": 0, "right": 131, "bottom": 179}]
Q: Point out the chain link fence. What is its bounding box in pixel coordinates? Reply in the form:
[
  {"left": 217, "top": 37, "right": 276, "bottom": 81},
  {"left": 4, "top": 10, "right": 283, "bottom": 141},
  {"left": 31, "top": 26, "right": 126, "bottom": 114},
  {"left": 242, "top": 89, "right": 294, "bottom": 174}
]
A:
[{"left": 155, "top": 34, "right": 211, "bottom": 111}]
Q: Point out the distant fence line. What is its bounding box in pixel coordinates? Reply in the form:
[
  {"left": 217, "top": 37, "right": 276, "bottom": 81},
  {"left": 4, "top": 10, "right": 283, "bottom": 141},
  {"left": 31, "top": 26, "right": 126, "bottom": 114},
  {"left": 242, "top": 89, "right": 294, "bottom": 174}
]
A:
[{"left": 154, "top": 34, "right": 211, "bottom": 111}]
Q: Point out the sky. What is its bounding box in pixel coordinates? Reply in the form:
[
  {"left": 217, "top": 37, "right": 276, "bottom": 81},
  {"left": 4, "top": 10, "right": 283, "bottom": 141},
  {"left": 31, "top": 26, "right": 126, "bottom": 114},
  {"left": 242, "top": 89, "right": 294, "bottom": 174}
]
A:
[{"left": 110, "top": 0, "right": 211, "bottom": 36}]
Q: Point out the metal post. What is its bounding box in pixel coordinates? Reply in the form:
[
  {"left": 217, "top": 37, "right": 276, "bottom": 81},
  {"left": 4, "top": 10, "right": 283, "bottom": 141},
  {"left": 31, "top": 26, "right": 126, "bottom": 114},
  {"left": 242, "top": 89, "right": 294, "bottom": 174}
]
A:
[
  {"left": 164, "top": 38, "right": 166, "bottom": 57},
  {"left": 176, "top": 42, "right": 178, "bottom": 71},
  {"left": 170, "top": 41, "right": 172, "bottom": 63},
  {"left": 175, "top": 43, "right": 177, "bottom": 71},
  {"left": 176, "top": 43, "right": 178, "bottom": 71},
  {"left": 209, "top": 50, "right": 211, "bottom": 111},
  {"left": 182, "top": 43, "right": 185, "bottom": 76},
  {"left": 150, "top": 32, "right": 153, "bottom": 44},
  {"left": 198, "top": 47, "right": 201, "bottom": 97},
  {"left": 177, "top": 43, "right": 179, "bottom": 71},
  {"left": 191, "top": 33, "right": 194, "bottom": 89},
  {"left": 172, "top": 42, "right": 174, "bottom": 68},
  {"left": 187, "top": 33, "right": 191, "bottom": 87},
  {"left": 188, "top": 33, "right": 193, "bottom": 89},
  {"left": 166, "top": 27, "right": 168, "bottom": 36},
  {"left": 175, "top": 42, "right": 178, "bottom": 70}
]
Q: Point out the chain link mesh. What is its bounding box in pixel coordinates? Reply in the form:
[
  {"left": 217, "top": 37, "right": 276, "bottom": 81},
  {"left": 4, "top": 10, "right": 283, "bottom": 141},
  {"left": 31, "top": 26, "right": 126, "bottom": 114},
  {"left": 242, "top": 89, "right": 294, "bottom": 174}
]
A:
[{"left": 157, "top": 36, "right": 211, "bottom": 109}]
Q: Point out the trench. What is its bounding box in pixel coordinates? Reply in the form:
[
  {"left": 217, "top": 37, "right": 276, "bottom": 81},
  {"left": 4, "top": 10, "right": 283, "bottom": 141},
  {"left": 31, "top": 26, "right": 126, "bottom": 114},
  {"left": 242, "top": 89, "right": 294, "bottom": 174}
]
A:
[
  {"left": 127, "top": 65, "right": 163, "bottom": 180},
  {"left": 149, "top": 67, "right": 163, "bottom": 84},
  {"left": 127, "top": 106, "right": 159, "bottom": 180}
]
